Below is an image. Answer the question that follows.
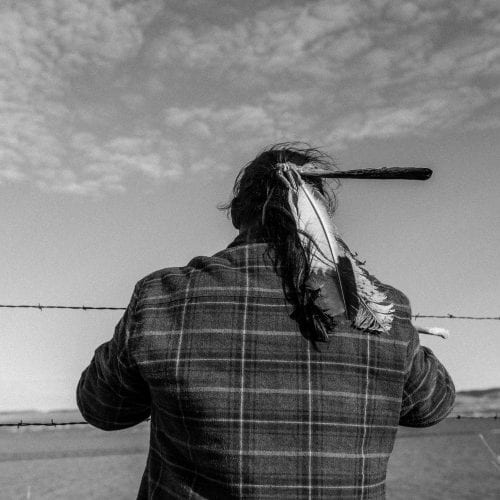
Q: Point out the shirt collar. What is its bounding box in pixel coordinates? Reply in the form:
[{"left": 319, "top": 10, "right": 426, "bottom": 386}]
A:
[{"left": 226, "top": 227, "right": 270, "bottom": 248}]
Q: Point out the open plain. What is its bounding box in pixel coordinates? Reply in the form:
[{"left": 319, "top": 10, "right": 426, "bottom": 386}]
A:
[{"left": 1, "top": 415, "right": 499, "bottom": 499}]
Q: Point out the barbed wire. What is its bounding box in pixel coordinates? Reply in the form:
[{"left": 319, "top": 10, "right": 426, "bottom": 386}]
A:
[
  {"left": 0, "top": 303, "right": 497, "bottom": 428},
  {"left": 0, "top": 415, "right": 496, "bottom": 428},
  {"left": 0, "top": 420, "right": 88, "bottom": 428},
  {"left": 413, "top": 313, "right": 500, "bottom": 320},
  {"left": 0, "top": 304, "right": 125, "bottom": 311},
  {"left": 0, "top": 303, "right": 498, "bottom": 320},
  {"left": 0, "top": 419, "right": 149, "bottom": 428}
]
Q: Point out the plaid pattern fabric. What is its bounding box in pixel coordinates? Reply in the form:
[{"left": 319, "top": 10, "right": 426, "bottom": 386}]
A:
[{"left": 77, "top": 232, "right": 455, "bottom": 499}]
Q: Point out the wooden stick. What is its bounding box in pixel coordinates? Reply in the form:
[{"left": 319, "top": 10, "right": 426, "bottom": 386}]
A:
[{"left": 297, "top": 167, "right": 433, "bottom": 180}]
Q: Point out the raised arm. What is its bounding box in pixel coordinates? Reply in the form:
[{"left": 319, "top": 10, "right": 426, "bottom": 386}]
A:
[
  {"left": 399, "top": 327, "right": 455, "bottom": 427},
  {"left": 76, "top": 283, "right": 151, "bottom": 430}
]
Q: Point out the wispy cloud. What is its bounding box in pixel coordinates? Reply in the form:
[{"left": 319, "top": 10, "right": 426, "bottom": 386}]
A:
[
  {"left": 0, "top": 0, "right": 162, "bottom": 194},
  {"left": 38, "top": 131, "right": 183, "bottom": 195},
  {"left": 150, "top": 0, "right": 500, "bottom": 144},
  {"left": 162, "top": 94, "right": 320, "bottom": 171},
  {"left": 330, "top": 87, "right": 488, "bottom": 142},
  {"left": 0, "top": 0, "right": 499, "bottom": 194}
]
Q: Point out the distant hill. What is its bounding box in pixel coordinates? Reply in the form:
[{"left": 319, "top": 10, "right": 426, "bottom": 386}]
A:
[
  {"left": 456, "top": 387, "right": 500, "bottom": 398},
  {"left": 2, "top": 388, "right": 499, "bottom": 422},
  {"left": 450, "top": 387, "right": 500, "bottom": 417}
]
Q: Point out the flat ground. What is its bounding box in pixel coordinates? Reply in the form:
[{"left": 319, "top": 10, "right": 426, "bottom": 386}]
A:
[{"left": 1, "top": 418, "right": 499, "bottom": 499}]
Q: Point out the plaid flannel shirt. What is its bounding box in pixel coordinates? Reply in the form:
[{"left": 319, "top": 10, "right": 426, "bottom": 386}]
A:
[{"left": 77, "top": 232, "right": 455, "bottom": 499}]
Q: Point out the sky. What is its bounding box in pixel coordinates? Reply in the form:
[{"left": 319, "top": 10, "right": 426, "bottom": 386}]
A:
[{"left": 0, "top": 0, "right": 499, "bottom": 411}]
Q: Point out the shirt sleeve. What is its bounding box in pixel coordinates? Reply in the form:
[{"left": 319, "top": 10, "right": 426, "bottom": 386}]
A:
[
  {"left": 76, "top": 282, "right": 151, "bottom": 430},
  {"left": 399, "top": 326, "right": 455, "bottom": 427}
]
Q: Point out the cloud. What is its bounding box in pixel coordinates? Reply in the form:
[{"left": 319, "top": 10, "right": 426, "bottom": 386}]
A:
[
  {"left": 150, "top": 0, "right": 500, "bottom": 146},
  {"left": 0, "top": 0, "right": 499, "bottom": 194},
  {"left": 149, "top": 1, "right": 362, "bottom": 77},
  {"left": 163, "top": 99, "right": 319, "bottom": 172},
  {"left": 37, "top": 131, "right": 184, "bottom": 195},
  {"left": 330, "top": 87, "right": 488, "bottom": 142},
  {"left": 165, "top": 105, "right": 275, "bottom": 137},
  {"left": 163, "top": 104, "right": 276, "bottom": 172},
  {"left": 0, "top": 0, "right": 163, "bottom": 194}
]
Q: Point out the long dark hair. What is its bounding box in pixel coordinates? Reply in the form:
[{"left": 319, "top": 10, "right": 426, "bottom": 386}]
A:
[{"left": 221, "top": 143, "right": 339, "bottom": 343}]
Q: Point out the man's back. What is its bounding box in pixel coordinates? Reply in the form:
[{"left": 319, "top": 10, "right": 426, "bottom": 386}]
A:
[{"left": 78, "top": 233, "right": 455, "bottom": 499}]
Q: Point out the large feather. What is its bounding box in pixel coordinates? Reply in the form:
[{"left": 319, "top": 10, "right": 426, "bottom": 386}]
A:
[
  {"left": 277, "top": 163, "right": 394, "bottom": 337},
  {"left": 278, "top": 167, "right": 347, "bottom": 340},
  {"left": 295, "top": 181, "right": 347, "bottom": 313}
]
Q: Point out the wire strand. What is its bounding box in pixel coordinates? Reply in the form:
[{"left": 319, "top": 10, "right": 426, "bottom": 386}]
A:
[
  {"left": 413, "top": 314, "right": 500, "bottom": 320},
  {"left": 0, "top": 304, "right": 125, "bottom": 311},
  {"left": 0, "top": 303, "right": 498, "bottom": 320},
  {"left": 0, "top": 420, "right": 88, "bottom": 427},
  {"left": 0, "top": 415, "right": 496, "bottom": 427}
]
